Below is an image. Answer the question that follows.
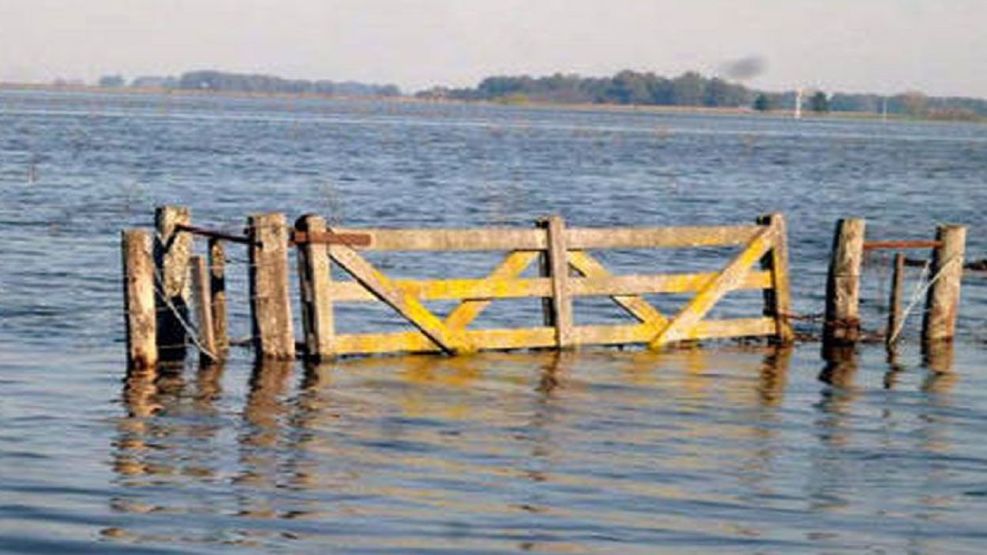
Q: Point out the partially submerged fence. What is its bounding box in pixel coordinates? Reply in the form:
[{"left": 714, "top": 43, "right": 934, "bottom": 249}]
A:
[
  {"left": 122, "top": 208, "right": 795, "bottom": 367},
  {"left": 823, "top": 218, "right": 966, "bottom": 352}
]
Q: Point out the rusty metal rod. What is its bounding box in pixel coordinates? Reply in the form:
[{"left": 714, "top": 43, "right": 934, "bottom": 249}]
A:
[
  {"left": 175, "top": 223, "right": 256, "bottom": 246},
  {"left": 291, "top": 230, "right": 372, "bottom": 247},
  {"left": 862, "top": 240, "right": 942, "bottom": 251}
]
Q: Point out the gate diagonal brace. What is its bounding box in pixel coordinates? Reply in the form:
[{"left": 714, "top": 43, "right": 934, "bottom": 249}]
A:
[
  {"left": 567, "top": 251, "right": 669, "bottom": 330},
  {"left": 327, "top": 241, "right": 477, "bottom": 355},
  {"left": 650, "top": 224, "right": 777, "bottom": 349},
  {"left": 443, "top": 250, "right": 540, "bottom": 330}
]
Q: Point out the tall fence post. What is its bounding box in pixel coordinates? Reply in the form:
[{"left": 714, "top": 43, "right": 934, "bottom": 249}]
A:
[
  {"left": 122, "top": 229, "right": 157, "bottom": 369},
  {"left": 190, "top": 255, "right": 218, "bottom": 363},
  {"left": 154, "top": 205, "right": 192, "bottom": 362},
  {"left": 208, "top": 238, "right": 229, "bottom": 357},
  {"left": 248, "top": 212, "right": 296, "bottom": 360},
  {"left": 757, "top": 213, "right": 794, "bottom": 344},
  {"left": 922, "top": 225, "right": 966, "bottom": 345},
  {"left": 824, "top": 218, "right": 865, "bottom": 349},
  {"left": 539, "top": 215, "right": 574, "bottom": 349},
  {"left": 295, "top": 214, "right": 335, "bottom": 361}
]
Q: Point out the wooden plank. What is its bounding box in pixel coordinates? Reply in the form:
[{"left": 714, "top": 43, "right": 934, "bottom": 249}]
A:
[
  {"left": 650, "top": 225, "right": 776, "bottom": 349},
  {"left": 325, "top": 270, "right": 772, "bottom": 303},
  {"left": 334, "top": 327, "right": 556, "bottom": 355},
  {"left": 443, "top": 250, "right": 539, "bottom": 329},
  {"left": 329, "top": 227, "right": 546, "bottom": 251},
  {"left": 922, "top": 225, "right": 966, "bottom": 344},
  {"left": 542, "top": 216, "right": 574, "bottom": 348},
  {"left": 207, "top": 238, "right": 229, "bottom": 356},
  {"left": 295, "top": 214, "right": 335, "bottom": 361},
  {"left": 331, "top": 318, "right": 777, "bottom": 356},
  {"left": 577, "top": 318, "right": 776, "bottom": 344},
  {"left": 248, "top": 212, "right": 296, "bottom": 360},
  {"left": 330, "top": 276, "right": 549, "bottom": 302},
  {"left": 327, "top": 243, "right": 476, "bottom": 355},
  {"left": 292, "top": 230, "right": 372, "bottom": 247},
  {"left": 823, "top": 218, "right": 866, "bottom": 347},
  {"left": 190, "top": 255, "right": 218, "bottom": 363},
  {"left": 122, "top": 229, "right": 157, "bottom": 369},
  {"left": 324, "top": 224, "right": 760, "bottom": 251},
  {"left": 154, "top": 205, "right": 192, "bottom": 361},
  {"left": 572, "top": 271, "right": 773, "bottom": 296},
  {"left": 756, "top": 213, "right": 794, "bottom": 344},
  {"left": 687, "top": 317, "right": 777, "bottom": 341},
  {"left": 566, "top": 225, "right": 762, "bottom": 249},
  {"left": 567, "top": 250, "right": 667, "bottom": 328}
]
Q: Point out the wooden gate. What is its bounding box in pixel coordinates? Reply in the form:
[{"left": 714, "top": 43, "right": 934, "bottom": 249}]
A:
[{"left": 293, "top": 213, "right": 793, "bottom": 359}]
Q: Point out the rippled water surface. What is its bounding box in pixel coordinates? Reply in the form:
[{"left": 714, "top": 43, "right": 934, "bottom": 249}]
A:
[{"left": 1, "top": 91, "right": 986, "bottom": 553}]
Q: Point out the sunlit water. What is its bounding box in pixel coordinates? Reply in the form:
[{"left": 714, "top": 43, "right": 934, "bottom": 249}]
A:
[{"left": 1, "top": 91, "right": 986, "bottom": 553}]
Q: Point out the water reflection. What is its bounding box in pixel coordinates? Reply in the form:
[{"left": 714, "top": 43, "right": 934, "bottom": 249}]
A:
[{"left": 106, "top": 345, "right": 981, "bottom": 552}]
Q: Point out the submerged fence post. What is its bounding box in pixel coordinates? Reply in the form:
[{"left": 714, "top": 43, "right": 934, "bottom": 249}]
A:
[
  {"left": 248, "top": 212, "right": 296, "bottom": 360},
  {"left": 154, "top": 205, "right": 193, "bottom": 362},
  {"left": 824, "top": 218, "right": 865, "bottom": 349},
  {"left": 538, "top": 215, "right": 574, "bottom": 349},
  {"left": 122, "top": 229, "right": 157, "bottom": 369},
  {"left": 208, "top": 238, "right": 229, "bottom": 357},
  {"left": 295, "top": 214, "right": 335, "bottom": 361},
  {"left": 886, "top": 252, "right": 905, "bottom": 348},
  {"left": 922, "top": 225, "right": 966, "bottom": 345},
  {"left": 190, "top": 255, "right": 218, "bottom": 363},
  {"left": 756, "top": 213, "right": 794, "bottom": 344}
]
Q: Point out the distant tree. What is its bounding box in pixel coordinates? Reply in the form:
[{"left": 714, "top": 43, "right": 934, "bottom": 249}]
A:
[
  {"left": 899, "top": 91, "right": 929, "bottom": 117},
  {"left": 98, "top": 75, "right": 125, "bottom": 88},
  {"left": 753, "top": 93, "right": 772, "bottom": 112},
  {"left": 810, "top": 91, "right": 830, "bottom": 113},
  {"left": 670, "top": 72, "right": 706, "bottom": 106}
]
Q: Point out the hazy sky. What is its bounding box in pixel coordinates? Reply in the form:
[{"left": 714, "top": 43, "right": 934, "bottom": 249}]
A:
[{"left": 1, "top": 0, "right": 984, "bottom": 97}]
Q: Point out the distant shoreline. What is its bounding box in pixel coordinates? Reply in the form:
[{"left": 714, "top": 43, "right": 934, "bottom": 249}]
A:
[{"left": 1, "top": 81, "right": 980, "bottom": 124}]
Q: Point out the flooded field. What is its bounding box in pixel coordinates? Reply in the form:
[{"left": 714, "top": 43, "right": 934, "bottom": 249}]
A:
[{"left": 1, "top": 90, "right": 986, "bottom": 553}]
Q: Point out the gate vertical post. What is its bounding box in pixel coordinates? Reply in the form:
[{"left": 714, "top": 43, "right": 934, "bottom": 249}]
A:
[
  {"left": 295, "top": 214, "right": 335, "bottom": 361},
  {"left": 757, "top": 213, "right": 794, "bottom": 344},
  {"left": 248, "top": 212, "right": 296, "bottom": 360},
  {"left": 538, "top": 215, "right": 574, "bottom": 349}
]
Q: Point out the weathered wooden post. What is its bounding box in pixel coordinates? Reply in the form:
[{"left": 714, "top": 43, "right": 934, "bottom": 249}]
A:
[
  {"left": 886, "top": 252, "right": 905, "bottom": 348},
  {"left": 295, "top": 214, "right": 335, "bottom": 361},
  {"left": 154, "top": 205, "right": 192, "bottom": 362},
  {"left": 823, "top": 218, "right": 865, "bottom": 349},
  {"left": 538, "top": 215, "right": 574, "bottom": 349},
  {"left": 756, "top": 213, "right": 794, "bottom": 344},
  {"left": 248, "top": 212, "right": 296, "bottom": 360},
  {"left": 190, "top": 255, "right": 218, "bottom": 363},
  {"left": 208, "top": 238, "right": 229, "bottom": 356},
  {"left": 535, "top": 221, "right": 555, "bottom": 329},
  {"left": 122, "top": 229, "right": 158, "bottom": 369},
  {"left": 922, "top": 225, "right": 966, "bottom": 345}
]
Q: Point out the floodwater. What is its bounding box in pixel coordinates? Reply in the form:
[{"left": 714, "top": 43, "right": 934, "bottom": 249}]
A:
[{"left": 1, "top": 90, "right": 986, "bottom": 553}]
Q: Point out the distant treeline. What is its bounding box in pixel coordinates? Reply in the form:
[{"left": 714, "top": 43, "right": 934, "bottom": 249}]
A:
[
  {"left": 99, "top": 70, "right": 401, "bottom": 97},
  {"left": 416, "top": 70, "right": 987, "bottom": 120}
]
